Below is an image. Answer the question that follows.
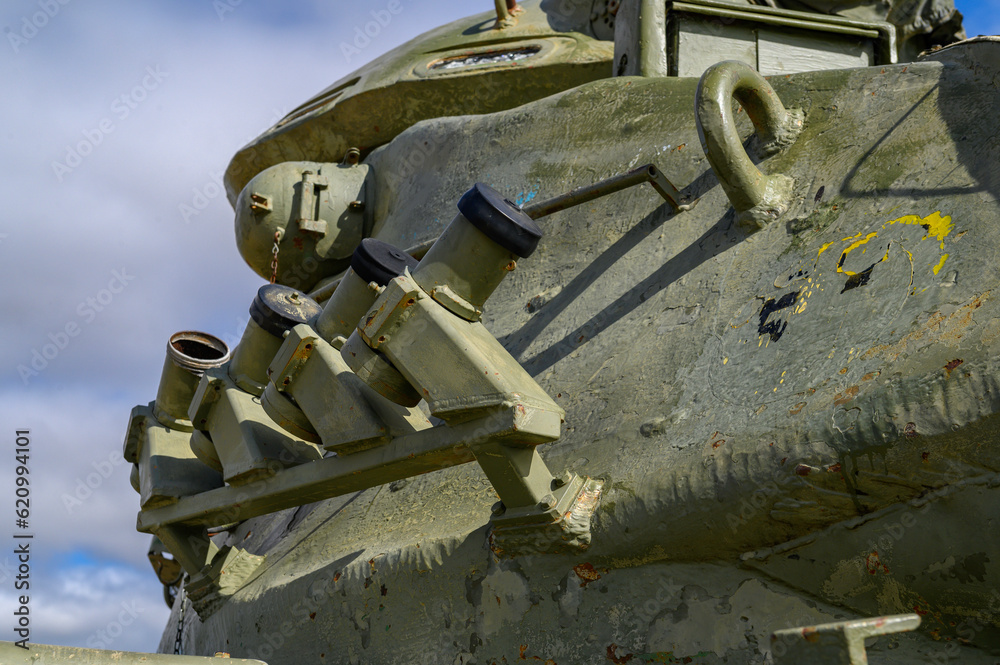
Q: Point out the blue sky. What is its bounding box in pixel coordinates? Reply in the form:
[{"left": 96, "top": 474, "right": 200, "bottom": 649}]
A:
[
  {"left": 957, "top": 0, "right": 1000, "bottom": 37},
  {"left": 0, "top": 0, "right": 480, "bottom": 653},
  {"left": 1, "top": 0, "right": 995, "bottom": 656}
]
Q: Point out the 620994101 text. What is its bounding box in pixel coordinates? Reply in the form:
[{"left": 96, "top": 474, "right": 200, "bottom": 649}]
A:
[{"left": 13, "top": 430, "right": 32, "bottom": 650}]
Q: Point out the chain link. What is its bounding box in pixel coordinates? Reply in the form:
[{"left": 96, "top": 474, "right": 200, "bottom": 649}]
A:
[
  {"left": 173, "top": 583, "right": 186, "bottom": 655},
  {"left": 269, "top": 230, "right": 281, "bottom": 284}
]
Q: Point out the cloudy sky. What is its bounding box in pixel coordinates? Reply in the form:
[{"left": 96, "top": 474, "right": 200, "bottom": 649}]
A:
[{"left": 1, "top": 0, "right": 996, "bottom": 656}]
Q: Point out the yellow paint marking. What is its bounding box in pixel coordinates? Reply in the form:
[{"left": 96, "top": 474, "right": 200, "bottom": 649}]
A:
[
  {"left": 837, "top": 232, "right": 882, "bottom": 276},
  {"left": 819, "top": 211, "right": 952, "bottom": 281},
  {"left": 723, "top": 357, "right": 729, "bottom": 365},
  {"left": 884, "top": 211, "right": 953, "bottom": 248}
]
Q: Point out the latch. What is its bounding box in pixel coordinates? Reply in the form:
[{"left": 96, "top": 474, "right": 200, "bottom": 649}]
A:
[{"left": 296, "top": 169, "right": 329, "bottom": 235}]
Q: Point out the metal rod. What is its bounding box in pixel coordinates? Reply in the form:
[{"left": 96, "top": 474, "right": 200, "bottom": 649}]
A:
[
  {"left": 494, "top": 0, "right": 510, "bottom": 23},
  {"left": 309, "top": 163, "right": 688, "bottom": 303},
  {"left": 522, "top": 163, "right": 685, "bottom": 219}
]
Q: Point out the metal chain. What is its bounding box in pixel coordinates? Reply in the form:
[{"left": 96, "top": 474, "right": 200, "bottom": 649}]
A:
[
  {"left": 269, "top": 230, "right": 281, "bottom": 284},
  {"left": 173, "top": 584, "right": 186, "bottom": 655}
]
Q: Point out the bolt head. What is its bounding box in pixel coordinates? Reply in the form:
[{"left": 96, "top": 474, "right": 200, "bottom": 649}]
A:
[
  {"left": 539, "top": 493, "right": 557, "bottom": 510},
  {"left": 551, "top": 470, "right": 573, "bottom": 489}
]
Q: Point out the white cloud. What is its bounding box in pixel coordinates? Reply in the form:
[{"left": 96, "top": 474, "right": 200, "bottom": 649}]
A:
[{"left": 1, "top": 0, "right": 482, "bottom": 654}]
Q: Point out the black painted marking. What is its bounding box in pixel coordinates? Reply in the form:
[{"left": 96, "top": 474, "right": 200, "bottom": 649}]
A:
[
  {"left": 814, "top": 185, "right": 825, "bottom": 202},
  {"left": 840, "top": 241, "right": 890, "bottom": 293},
  {"left": 841, "top": 263, "right": 876, "bottom": 293},
  {"left": 758, "top": 291, "right": 799, "bottom": 342}
]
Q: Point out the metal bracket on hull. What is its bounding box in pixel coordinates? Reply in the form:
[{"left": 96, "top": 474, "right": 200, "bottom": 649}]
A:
[
  {"left": 771, "top": 613, "right": 921, "bottom": 664},
  {"left": 130, "top": 185, "right": 604, "bottom": 619}
]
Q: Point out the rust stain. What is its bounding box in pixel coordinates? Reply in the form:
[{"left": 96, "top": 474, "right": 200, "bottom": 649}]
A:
[
  {"left": 569, "top": 483, "right": 603, "bottom": 525},
  {"left": 922, "top": 451, "right": 930, "bottom": 461},
  {"left": 788, "top": 401, "right": 807, "bottom": 415},
  {"left": 573, "top": 562, "right": 602, "bottom": 586},
  {"left": 864, "top": 293, "right": 989, "bottom": 362},
  {"left": 794, "top": 464, "right": 812, "bottom": 476},
  {"left": 904, "top": 422, "right": 919, "bottom": 439},
  {"left": 861, "top": 371, "right": 880, "bottom": 381},
  {"left": 520, "top": 644, "right": 528, "bottom": 660},
  {"left": 606, "top": 644, "right": 634, "bottom": 664},
  {"left": 833, "top": 386, "right": 859, "bottom": 406},
  {"left": 827, "top": 463, "right": 842, "bottom": 473},
  {"left": 944, "top": 358, "right": 964, "bottom": 377},
  {"left": 866, "top": 551, "right": 889, "bottom": 575}
]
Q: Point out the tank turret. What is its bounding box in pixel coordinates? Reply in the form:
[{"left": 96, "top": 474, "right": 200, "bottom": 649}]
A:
[{"left": 106, "top": 1, "right": 1000, "bottom": 664}]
